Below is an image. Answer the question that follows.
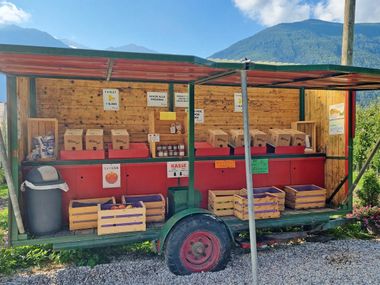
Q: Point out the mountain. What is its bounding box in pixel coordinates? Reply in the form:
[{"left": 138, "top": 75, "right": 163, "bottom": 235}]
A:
[
  {"left": 0, "top": 25, "right": 68, "bottom": 48},
  {"left": 107, "top": 44, "right": 157, "bottom": 53},
  {"left": 211, "top": 19, "right": 380, "bottom": 105},
  {"left": 60, "top": 38, "right": 90, "bottom": 49}
]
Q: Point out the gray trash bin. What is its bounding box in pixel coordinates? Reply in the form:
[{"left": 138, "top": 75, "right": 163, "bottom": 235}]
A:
[{"left": 23, "top": 166, "right": 69, "bottom": 235}]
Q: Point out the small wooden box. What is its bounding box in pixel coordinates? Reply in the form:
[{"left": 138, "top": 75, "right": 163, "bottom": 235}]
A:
[
  {"left": 111, "top": 129, "right": 130, "bottom": 150},
  {"left": 253, "top": 187, "right": 286, "bottom": 211},
  {"left": 208, "top": 189, "right": 244, "bottom": 216},
  {"left": 85, "top": 129, "right": 104, "bottom": 150},
  {"left": 69, "top": 197, "right": 115, "bottom": 231},
  {"left": 291, "top": 121, "right": 317, "bottom": 152},
  {"left": 64, "top": 129, "right": 83, "bottom": 151},
  {"left": 228, "top": 129, "right": 245, "bottom": 147},
  {"left": 284, "top": 129, "right": 306, "bottom": 146},
  {"left": 97, "top": 201, "right": 146, "bottom": 235},
  {"left": 250, "top": 129, "right": 268, "bottom": 147},
  {"left": 207, "top": 129, "right": 228, "bottom": 148},
  {"left": 122, "top": 194, "right": 165, "bottom": 222},
  {"left": 284, "top": 185, "right": 326, "bottom": 209},
  {"left": 27, "top": 118, "right": 58, "bottom": 160},
  {"left": 234, "top": 192, "right": 280, "bottom": 220},
  {"left": 268, "top": 129, "right": 291, "bottom": 146}
]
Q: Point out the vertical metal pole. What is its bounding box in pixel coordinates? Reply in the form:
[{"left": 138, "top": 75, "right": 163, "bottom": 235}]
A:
[
  {"left": 168, "top": 83, "right": 174, "bottom": 112},
  {"left": 240, "top": 69, "right": 258, "bottom": 284},
  {"left": 341, "top": 0, "right": 356, "bottom": 65},
  {"left": 347, "top": 91, "right": 354, "bottom": 211},
  {"left": 299, "top": 88, "right": 305, "bottom": 121},
  {"left": 187, "top": 83, "right": 195, "bottom": 207}
]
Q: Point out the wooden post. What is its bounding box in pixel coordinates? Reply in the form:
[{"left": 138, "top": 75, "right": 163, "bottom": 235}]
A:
[{"left": 341, "top": 0, "right": 356, "bottom": 65}]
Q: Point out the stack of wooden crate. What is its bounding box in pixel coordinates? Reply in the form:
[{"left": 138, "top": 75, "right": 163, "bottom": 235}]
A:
[
  {"left": 208, "top": 190, "right": 244, "bottom": 216},
  {"left": 284, "top": 184, "right": 326, "bottom": 209},
  {"left": 122, "top": 194, "right": 165, "bottom": 222}
]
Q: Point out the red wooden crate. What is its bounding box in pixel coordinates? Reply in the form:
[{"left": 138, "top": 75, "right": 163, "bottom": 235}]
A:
[
  {"left": 195, "top": 142, "right": 230, "bottom": 157},
  {"left": 108, "top": 143, "right": 149, "bottom": 159},
  {"left": 266, "top": 144, "right": 305, "bottom": 154},
  {"left": 60, "top": 150, "right": 105, "bottom": 160},
  {"left": 233, "top": 146, "right": 267, "bottom": 155}
]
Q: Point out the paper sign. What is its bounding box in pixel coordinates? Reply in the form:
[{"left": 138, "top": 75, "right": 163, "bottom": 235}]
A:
[
  {"left": 148, "top": 134, "right": 160, "bottom": 143},
  {"left": 329, "top": 103, "right": 345, "bottom": 135},
  {"left": 175, "top": 92, "right": 189, "bottom": 108},
  {"left": 167, "top": 161, "right": 189, "bottom": 178},
  {"left": 103, "top": 89, "right": 119, "bottom": 111},
  {"left": 102, "top": 164, "right": 121, "bottom": 188},
  {"left": 195, "top": 109, "right": 204, "bottom": 124},
  {"left": 160, "top": 111, "right": 176, "bottom": 120},
  {"left": 234, "top": 93, "right": 242, "bottom": 112},
  {"left": 215, "top": 160, "right": 236, "bottom": 169},
  {"left": 147, "top": 92, "right": 168, "bottom": 107},
  {"left": 252, "top": 159, "right": 268, "bottom": 174}
]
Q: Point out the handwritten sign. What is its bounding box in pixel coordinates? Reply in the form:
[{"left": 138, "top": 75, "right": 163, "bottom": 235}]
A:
[
  {"left": 102, "top": 164, "right": 121, "bottom": 188},
  {"left": 147, "top": 92, "right": 168, "bottom": 107},
  {"left": 252, "top": 159, "right": 269, "bottom": 174},
  {"left": 148, "top": 134, "right": 160, "bottom": 143},
  {"left": 234, "top": 93, "right": 242, "bottom": 112},
  {"left": 175, "top": 92, "right": 189, "bottom": 108},
  {"left": 103, "top": 89, "right": 119, "bottom": 111},
  {"left": 195, "top": 109, "right": 204, "bottom": 124},
  {"left": 167, "top": 161, "right": 189, "bottom": 178},
  {"left": 215, "top": 160, "right": 236, "bottom": 169}
]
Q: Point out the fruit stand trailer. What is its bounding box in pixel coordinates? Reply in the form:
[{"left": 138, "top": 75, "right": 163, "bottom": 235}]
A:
[{"left": 1, "top": 44, "right": 380, "bottom": 274}]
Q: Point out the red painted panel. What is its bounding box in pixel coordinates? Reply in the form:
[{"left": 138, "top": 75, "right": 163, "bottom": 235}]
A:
[
  {"left": 267, "top": 159, "right": 292, "bottom": 186},
  {"left": 290, "top": 158, "right": 325, "bottom": 186}
]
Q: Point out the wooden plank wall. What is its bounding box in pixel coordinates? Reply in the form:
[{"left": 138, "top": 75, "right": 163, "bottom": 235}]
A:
[
  {"left": 16, "top": 77, "right": 30, "bottom": 161},
  {"left": 305, "top": 90, "right": 347, "bottom": 204},
  {"left": 36, "top": 78, "right": 299, "bottom": 146}
]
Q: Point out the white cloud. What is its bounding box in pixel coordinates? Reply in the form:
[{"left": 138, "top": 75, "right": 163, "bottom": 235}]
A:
[
  {"left": 0, "top": 1, "right": 30, "bottom": 25},
  {"left": 234, "top": 0, "right": 380, "bottom": 26}
]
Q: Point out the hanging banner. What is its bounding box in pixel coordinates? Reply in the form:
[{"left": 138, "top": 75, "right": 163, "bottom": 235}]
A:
[
  {"left": 234, "top": 93, "right": 242, "bottom": 112},
  {"left": 252, "top": 159, "right": 269, "bottom": 174},
  {"left": 175, "top": 92, "right": 189, "bottom": 108},
  {"left": 329, "top": 103, "right": 345, "bottom": 135},
  {"left": 103, "top": 89, "right": 119, "bottom": 111},
  {"left": 194, "top": 109, "right": 204, "bottom": 124},
  {"left": 167, "top": 161, "right": 189, "bottom": 178},
  {"left": 102, "top": 164, "right": 121, "bottom": 188},
  {"left": 147, "top": 92, "right": 168, "bottom": 107}
]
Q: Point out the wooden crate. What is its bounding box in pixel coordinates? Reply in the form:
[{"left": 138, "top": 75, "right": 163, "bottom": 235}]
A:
[
  {"left": 252, "top": 187, "right": 286, "bottom": 211},
  {"left": 284, "top": 184, "right": 326, "bottom": 209},
  {"left": 97, "top": 201, "right": 146, "bottom": 235},
  {"left": 149, "top": 111, "right": 188, "bottom": 158},
  {"left": 208, "top": 190, "right": 244, "bottom": 216},
  {"left": 233, "top": 193, "right": 280, "bottom": 220},
  {"left": 122, "top": 194, "right": 165, "bottom": 222},
  {"left": 69, "top": 197, "right": 116, "bottom": 231},
  {"left": 27, "top": 118, "right": 59, "bottom": 160},
  {"left": 291, "top": 121, "right": 317, "bottom": 152},
  {"left": 207, "top": 129, "right": 228, "bottom": 148},
  {"left": 268, "top": 129, "right": 291, "bottom": 146},
  {"left": 249, "top": 129, "right": 268, "bottom": 147}
]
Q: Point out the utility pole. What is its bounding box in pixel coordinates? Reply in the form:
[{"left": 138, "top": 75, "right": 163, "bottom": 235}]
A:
[{"left": 341, "top": 0, "right": 356, "bottom": 65}]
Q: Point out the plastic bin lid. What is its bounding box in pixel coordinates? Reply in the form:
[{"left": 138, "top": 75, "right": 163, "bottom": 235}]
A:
[{"left": 23, "top": 166, "right": 69, "bottom": 192}]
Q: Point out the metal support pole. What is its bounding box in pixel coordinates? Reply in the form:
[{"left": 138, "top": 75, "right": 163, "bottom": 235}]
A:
[
  {"left": 187, "top": 83, "right": 195, "bottom": 207},
  {"left": 240, "top": 69, "right": 258, "bottom": 284},
  {"left": 341, "top": 0, "right": 356, "bottom": 65},
  {"left": 299, "top": 88, "right": 305, "bottom": 121}
]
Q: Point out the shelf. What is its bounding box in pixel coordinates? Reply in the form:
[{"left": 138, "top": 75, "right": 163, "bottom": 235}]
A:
[{"left": 22, "top": 152, "right": 326, "bottom": 167}]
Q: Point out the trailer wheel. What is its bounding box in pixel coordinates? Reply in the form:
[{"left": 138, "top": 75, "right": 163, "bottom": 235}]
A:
[{"left": 164, "top": 214, "right": 231, "bottom": 275}]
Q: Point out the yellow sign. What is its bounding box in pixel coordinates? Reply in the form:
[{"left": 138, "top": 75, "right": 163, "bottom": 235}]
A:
[
  {"left": 215, "top": 160, "right": 236, "bottom": 169},
  {"left": 160, "top": 112, "right": 176, "bottom": 120}
]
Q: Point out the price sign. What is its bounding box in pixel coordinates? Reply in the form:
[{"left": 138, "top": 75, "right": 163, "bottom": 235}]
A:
[
  {"left": 148, "top": 134, "right": 160, "bottom": 143},
  {"left": 103, "top": 89, "right": 119, "bottom": 111},
  {"left": 147, "top": 92, "right": 168, "bottom": 107},
  {"left": 102, "top": 164, "right": 121, "bottom": 188},
  {"left": 215, "top": 160, "right": 236, "bottom": 169},
  {"left": 167, "top": 161, "right": 189, "bottom": 178},
  {"left": 252, "top": 159, "right": 269, "bottom": 174}
]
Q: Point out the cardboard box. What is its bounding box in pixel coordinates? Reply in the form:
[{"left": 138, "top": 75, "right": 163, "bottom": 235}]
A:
[
  {"left": 250, "top": 129, "right": 268, "bottom": 147},
  {"left": 228, "top": 129, "right": 245, "bottom": 147},
  {"left": 268, "top": 129, "right": 291, "bottom": 146},
  {"left": 284, "top": 129, "right": 306, "bottom": 146},
  {"left": 85, "top": 129, "right": 104, "bottom": 150},
  {"left": 207, "top": 129, "right": 228, "bottom": 148},
  {"left": 111, "top": 129, "right": 130, "bottom": 150},
  {"left": 64, "top": 129, "right": 83, "bottom": 150}
]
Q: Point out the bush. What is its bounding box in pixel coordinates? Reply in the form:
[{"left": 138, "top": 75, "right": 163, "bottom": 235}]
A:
[
  {"left": 351, "top": 206, "right": 380, "bottom": 235},
  {"left": 357, "top": 170, "right": 380, "bottom": 207}
]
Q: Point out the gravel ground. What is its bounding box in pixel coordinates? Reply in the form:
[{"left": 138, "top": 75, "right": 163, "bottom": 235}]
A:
[{"left": 1, "top": 239, "right": 379, "bottom": 285}]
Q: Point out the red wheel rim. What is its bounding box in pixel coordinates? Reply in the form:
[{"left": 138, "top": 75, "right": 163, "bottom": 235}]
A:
[{"left": 179, "top": 231, "right": 221, "bottom": 272}]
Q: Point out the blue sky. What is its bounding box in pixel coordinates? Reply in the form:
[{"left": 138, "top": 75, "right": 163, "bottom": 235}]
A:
[{"left": 3, "top": 0, "right": 380, "bottom": 57}]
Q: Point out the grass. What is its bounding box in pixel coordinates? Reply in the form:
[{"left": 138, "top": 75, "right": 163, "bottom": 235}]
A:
[
  {"left": 328, "top": 221, "right": 375, "bottom": 240},
  {"left": 0, "top": 185, "right": 7, "bottom": 200}
]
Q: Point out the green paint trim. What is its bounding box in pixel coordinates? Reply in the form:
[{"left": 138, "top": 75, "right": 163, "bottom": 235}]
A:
[
  {"left": 158, "top": 208, "right": 211, "bottom": 252},
  {"left": 347, "top": 91, "right": 354, "bottom": 211},
  {"left": 6, "top": 75, "right": 19, "bottom": 243},
  {"left": 326, "top": 156, "right": 349, "bottom": 160},
  {"left": 168, "top": 83, "right": 174, "bottom": 111},
  {"left": 21, "top": 153, "right": 326, "bottom": 167},
  {"left": 187, "top": 83, "right": 195, "bottom": 207},
  {"left": 29, "top": 77, "right": 36, "bottom": 117},
  {"left": 299, "top": 88, "right": 305, "bottom": 120}
]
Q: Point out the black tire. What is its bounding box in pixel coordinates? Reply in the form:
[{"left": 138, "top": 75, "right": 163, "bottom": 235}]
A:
[{"left": 164, "top": 214, "right": 232, "bottom": 275}]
